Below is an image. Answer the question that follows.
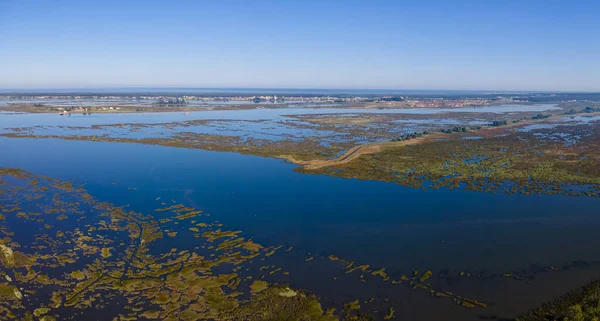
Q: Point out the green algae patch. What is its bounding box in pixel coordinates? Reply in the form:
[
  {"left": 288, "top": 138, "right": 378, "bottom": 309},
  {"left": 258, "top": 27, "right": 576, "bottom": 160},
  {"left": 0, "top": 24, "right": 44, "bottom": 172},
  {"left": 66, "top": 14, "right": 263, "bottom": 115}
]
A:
[
  {"left": 278, "top": 287, "right": 298, "bottom": 297},
  {"left": 344, "top": 299, "right": 360, "bottom": 311},
  {"left": 0, "top": 167, "right": 498, "bottom": 319},
  {"left": 517, "top": 280, "right": 600, "bottom": 321},
  {"left": 371, "top": 268, "right": 389, "bottom": 281},
  {"left": 203, "top": 230, "right": 242, "bottom": 242},
  {"left": 153, "top": 291, "right": 171, "bottom": 304},
  {"left": 0, "top": 283, "right": 21, "bottom": 301},
  {"left": 383, "top": 307, "right": 395, "bottom": 320},
  {"left": 12, "top": 287, "right": 23, "bottom": 300},
  {"left": 346, "top": 265, "right": 369, "bottom": 274},
  {"left": 264, "top": 245, "right": 283, "bottom": 257},
  {"left": 0, "top": 244, "right": 15, "bottom": 266},
  {"left": 233, "top": 286, "right": 338, "bottom": 321},
  {"left": 33, "top": 307, "right": 49, "bottom": 317},
  {"left": 250, "top": 280, "right": 269, "bottom": 293},
  {"left": 101, "top": 247, "right": 112, "bottom": 258},
  {"left": 70, "top": 271, "right": 86, "bottom": 281},
  {"left": 0, "top": 169, "right": 300, "bottom": 319},
  {"left": 419, "top": 270, "right": 433, "bottom": 283},
  {"left": 139, "top": 310, "right": 161, "bottom": 319},
  {"left": 242, "top": 240, "right": 263, "bottom": 252}
]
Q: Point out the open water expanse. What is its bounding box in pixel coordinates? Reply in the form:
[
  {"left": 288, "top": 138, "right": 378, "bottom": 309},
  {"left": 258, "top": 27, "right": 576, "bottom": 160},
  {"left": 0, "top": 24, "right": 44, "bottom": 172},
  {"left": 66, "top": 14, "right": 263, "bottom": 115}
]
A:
[{"left": 1, "top": 104, "right": 599, "bottom": 320}]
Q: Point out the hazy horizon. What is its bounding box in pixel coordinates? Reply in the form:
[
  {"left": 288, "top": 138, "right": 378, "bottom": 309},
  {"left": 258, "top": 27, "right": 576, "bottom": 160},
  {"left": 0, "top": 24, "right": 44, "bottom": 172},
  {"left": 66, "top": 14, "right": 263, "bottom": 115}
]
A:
[{"left": 1, "top": 86, "right": 599, "bottom": 94}]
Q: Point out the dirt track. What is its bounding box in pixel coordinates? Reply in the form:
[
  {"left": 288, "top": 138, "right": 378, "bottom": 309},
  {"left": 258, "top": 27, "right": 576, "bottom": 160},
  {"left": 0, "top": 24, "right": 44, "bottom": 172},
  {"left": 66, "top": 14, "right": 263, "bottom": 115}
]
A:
[
  {"left": 280, "top": 135, "right": 436, "bottom": 170},
  {"left": 283, "top": 110, "right": 600, "bottom": 170}
]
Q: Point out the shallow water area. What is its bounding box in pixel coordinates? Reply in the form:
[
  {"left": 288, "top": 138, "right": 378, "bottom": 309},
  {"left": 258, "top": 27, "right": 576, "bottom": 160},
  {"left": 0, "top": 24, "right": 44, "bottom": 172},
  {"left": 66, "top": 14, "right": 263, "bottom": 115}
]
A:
[
  {"left": 0, "top": 103, "right": 559, "bottom": 129},
  {"left": 2, "top": 137, "right": 600, "bottom": 271},
  {"left": 0, "top": 104, "right": 562, "bottom": 151},
  {"left": 1, "top": 102, "right": 599, "bottom": 321}
]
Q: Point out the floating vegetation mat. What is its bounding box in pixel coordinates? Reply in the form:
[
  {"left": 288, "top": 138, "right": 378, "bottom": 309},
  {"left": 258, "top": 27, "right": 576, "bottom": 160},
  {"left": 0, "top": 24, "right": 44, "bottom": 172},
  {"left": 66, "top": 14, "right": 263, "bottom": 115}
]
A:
[
  {"left": 5, "top": 167, "right": 546, "bottom": 320},
  {"left": 0, "top": 168, "right": 343, "bottom": 320},
  {"left": 2, "top": 108, "right": 600, "bottom": 320},
  {"left": 3, "top": 167, "right": 598, "bottom": 321},
  {"left": 517, "top": 279, "right": 600, "bottom": 321},
  {"left": 306, "top": 118, "right": 600, "bottom": 197}
]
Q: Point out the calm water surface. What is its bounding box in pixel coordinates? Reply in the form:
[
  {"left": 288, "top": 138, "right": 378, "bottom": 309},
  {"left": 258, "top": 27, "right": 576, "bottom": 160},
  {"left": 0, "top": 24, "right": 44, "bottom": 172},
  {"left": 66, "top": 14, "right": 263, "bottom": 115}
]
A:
[
  {"left": 2, "top": 106, "right": 599, "bottom": 320},
  {"left": 1, "top": 137, "right": 598, "bottom": 275},
  {"left": 0, "top": 103, "right": 559, "bottom": 128}
]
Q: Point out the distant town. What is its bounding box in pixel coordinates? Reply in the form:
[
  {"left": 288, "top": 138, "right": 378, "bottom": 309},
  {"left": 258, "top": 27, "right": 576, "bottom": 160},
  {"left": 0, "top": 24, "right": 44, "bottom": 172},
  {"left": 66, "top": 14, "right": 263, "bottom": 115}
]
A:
[{"left": 1, "top": 91, "right": 599, "bottom": 114}]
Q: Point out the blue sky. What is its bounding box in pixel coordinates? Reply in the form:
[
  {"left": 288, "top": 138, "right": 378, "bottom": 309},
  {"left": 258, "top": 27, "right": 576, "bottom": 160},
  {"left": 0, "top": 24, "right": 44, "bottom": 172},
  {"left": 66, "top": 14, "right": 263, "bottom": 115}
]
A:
[{"left": 1, "top": 0, "right": 599, "bottom": 91}]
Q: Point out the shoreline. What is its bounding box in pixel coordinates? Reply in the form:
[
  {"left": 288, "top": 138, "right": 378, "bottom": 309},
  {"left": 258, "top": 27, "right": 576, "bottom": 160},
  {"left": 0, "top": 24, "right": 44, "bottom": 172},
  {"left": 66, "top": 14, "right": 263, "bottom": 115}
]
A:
[
  {"left": 1, "top": 108, "right": 599, "bottom": 192},
  {"left": 283, "top": 110, "right": 600, "bottom": 170},
  {"left": 0, "top": 100, "right": 536, "bottom": 115}
]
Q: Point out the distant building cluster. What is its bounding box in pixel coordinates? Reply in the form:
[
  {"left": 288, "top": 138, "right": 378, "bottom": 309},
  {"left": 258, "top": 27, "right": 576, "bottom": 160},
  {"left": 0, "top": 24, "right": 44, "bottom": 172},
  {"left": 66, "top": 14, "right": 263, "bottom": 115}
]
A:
[{"left": 10, "top": 92, "right": 597, "bottom": 109}]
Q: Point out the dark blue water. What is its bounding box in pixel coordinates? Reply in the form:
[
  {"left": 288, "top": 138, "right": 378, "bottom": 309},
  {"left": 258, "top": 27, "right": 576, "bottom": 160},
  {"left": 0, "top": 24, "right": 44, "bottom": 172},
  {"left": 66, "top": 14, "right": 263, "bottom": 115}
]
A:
[{"left": 2, "top": 137, "right": 600, "bottom": 277}]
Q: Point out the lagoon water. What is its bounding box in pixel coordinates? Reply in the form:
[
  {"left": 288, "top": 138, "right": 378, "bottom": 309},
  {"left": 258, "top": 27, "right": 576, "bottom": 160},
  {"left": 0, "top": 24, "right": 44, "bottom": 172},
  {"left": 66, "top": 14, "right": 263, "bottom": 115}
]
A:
[
  {"left": 0, "top": 103, "right": 559, "bottom": 128},
  {"left": 2, "top": 137, "right": 599, "bottom": 275},
  {"left": 1, "top": 105, "right": 599, "bottom": 320}
]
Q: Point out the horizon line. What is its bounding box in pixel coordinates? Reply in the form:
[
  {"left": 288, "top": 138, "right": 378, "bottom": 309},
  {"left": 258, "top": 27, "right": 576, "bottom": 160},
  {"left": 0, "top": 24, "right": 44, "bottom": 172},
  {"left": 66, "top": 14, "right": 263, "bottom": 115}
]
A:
[{"left": 0, "top": 86, "right": 599, "bottom": 94}]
